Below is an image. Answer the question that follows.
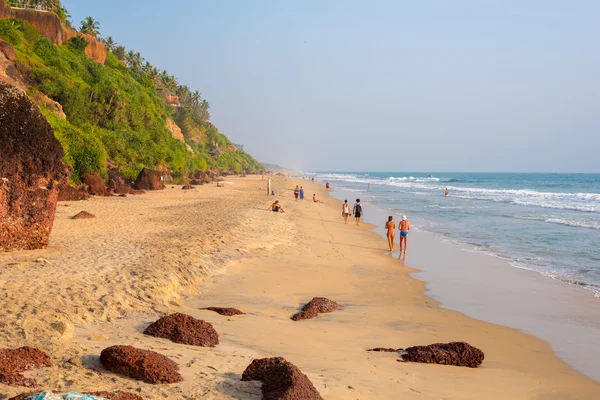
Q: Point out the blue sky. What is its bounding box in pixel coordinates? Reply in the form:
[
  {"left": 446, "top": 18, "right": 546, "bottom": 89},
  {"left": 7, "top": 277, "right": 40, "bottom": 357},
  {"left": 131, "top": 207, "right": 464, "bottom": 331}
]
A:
[{"left": 64, "top": 0, "right": 599, "bottom": 172}]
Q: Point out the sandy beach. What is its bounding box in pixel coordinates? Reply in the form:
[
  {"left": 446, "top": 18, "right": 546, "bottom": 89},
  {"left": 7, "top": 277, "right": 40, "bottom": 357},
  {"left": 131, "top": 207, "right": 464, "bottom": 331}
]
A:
[{"left": 1, "top": 176, "right": 599, "bottom": 399}]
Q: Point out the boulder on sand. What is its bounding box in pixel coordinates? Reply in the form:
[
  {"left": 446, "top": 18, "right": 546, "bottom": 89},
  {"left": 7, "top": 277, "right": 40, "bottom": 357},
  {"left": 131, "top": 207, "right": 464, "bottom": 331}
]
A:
[
  {"left": 0, "top": 81, "right": 69, "bottom": 252},
  {"left": 57, "top": 184, "right": 90, "bottom": 201},
  {"left": 107, "top": 168, "right": 133, "bottom": 195},
  {"left": 82, "top": 172, "right": 109, "bottom": 196},
  {"left": 100, "top": 345, "right": 183, "bottom": 384},
  {"left": 400, "top": 342, "right": 484, "bottom": 368},
  {"left": 201, "top": 307, "right": 245, "bottom": 316},
  {"left": 0, "top": 346, "right": 52, "bottom": 387},
  {"left": 181, "top": 183, "right": 195, "bottom": 190},
  {"left": 144, "top": 313, "right": 219, "bottom": 347},
  {"left": 291, "top": 297, "right": 338, "bottom": 321},
  {"left": 242, "top": 357, "right": 323, "bottom": 400},
  {"left": 134, "top": 168, "right": 165, "bottom": 190},
  {"left": 71, "top": 211, "right": 95, "bottom": 219}
]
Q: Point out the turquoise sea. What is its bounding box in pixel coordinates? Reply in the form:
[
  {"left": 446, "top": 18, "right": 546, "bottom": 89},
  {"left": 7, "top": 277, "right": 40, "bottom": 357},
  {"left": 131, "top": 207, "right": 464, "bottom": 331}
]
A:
[{"left": 313, "top": 172, "right": 600, "bottom": 297}]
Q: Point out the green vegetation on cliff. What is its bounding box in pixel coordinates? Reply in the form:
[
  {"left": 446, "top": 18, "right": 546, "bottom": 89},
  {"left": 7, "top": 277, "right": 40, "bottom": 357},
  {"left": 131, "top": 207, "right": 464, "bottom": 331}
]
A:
[{"left": 0, "top": 16, "right": 262, "bottom": 182}]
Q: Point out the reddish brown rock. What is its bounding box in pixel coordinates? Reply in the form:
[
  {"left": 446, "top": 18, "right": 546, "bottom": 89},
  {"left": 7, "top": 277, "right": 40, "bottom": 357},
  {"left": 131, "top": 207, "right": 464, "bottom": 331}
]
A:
[
  {"left": 134, "top": 168, "right": 165, "bottom": 190},
  {"left": 82, "top": 172, "right": 109, "bottom": 196},
  {"left": 242, "top": 357, "right": 323, "bottom": 400},
  {"left": 367, "top": 348, "right": 402, "bottom": 353},
  {"left": 0, "top": 39, "right": 16, "bottom": 61},
  {"left": 400, "top": 342, "right": 484, "bottom": 368},
  {"left": 100, "top": 345, "right": 182, "bottom": 384},
  {"left": 71, "top": 211, "right": 95, "bottom": 219},
  {"left": 0, "top": 347, "right": 52, "bottom": 387},
  {"left": 201, "top": 307, "right": 245, "bottom": 316},
  {"left": 107, "top": 168, "right": 133, "bottom": 195},
  {"left": 181, "top": 183, "right": 195, "bottom": 190},
  {"left": 0, "top": 81, "right": 69, "bottom": 252},
  {"left": 144, "top": 313, "right": 219, "bottom": 347},
  {"left": 57, "top": 184, "right": 90, "bottom": 201},
  {"left": 131, "top": 189, "right": 146, "bottom": 195},
  {"left": 291, "top": 297, "right": 338, "bottom": 321}
]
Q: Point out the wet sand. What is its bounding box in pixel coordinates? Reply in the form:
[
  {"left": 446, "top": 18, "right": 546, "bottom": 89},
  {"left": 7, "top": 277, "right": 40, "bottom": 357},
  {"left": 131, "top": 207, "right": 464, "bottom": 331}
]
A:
[{"left": 1, "top": 176, "right": 599, "bottom": 399}]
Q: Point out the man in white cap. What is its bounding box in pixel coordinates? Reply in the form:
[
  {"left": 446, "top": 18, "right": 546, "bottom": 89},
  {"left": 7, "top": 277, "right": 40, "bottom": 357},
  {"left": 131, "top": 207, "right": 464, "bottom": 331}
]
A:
[{"left": 399, "top": 215, "right": 410, "bottom": 254}]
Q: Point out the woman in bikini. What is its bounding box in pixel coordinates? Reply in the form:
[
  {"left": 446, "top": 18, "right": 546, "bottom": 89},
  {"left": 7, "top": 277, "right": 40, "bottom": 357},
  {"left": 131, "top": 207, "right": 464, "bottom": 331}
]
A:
[{"left": 385, "top": 216, "right": 395, "bottom": 252}]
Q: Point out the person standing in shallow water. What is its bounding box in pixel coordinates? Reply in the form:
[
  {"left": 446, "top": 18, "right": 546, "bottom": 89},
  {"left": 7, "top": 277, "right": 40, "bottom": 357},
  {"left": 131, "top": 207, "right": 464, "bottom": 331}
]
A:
[
  {"left": 342, "top": 200, "right": 351, "bottom": 224},
  {"left": 385, "top": 216, "right": 396, "bottom": 252},
  {"left": 353, "top": 199, "right": 363, "bottom": 226},
  {"left": 399, "top": 215, "right": 410, "bottom": 254}
]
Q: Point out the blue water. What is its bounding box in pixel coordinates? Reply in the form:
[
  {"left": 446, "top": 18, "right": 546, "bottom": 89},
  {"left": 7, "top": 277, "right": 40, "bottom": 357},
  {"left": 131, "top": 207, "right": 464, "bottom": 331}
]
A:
[{"left": 314, "top": 172, "right": 600, "bottom": 296}]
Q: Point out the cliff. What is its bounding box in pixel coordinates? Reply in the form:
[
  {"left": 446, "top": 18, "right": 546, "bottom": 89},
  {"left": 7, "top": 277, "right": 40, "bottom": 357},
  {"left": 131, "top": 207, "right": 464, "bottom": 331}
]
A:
[{"left": 0, "top": 0, "right": 106, "bottom": 63}]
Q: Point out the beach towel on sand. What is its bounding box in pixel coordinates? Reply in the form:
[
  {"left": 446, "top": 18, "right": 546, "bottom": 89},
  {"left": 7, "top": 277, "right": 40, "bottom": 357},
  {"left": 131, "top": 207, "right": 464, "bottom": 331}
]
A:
[{"left": 26, "top": 393, "right": 108, "bottom": 400}]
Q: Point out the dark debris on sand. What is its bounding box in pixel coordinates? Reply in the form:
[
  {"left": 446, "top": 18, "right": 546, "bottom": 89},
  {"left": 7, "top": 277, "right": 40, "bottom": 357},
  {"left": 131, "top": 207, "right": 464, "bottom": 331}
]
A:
[
  {"left": 71, "top": 211, "right": 95, "bottom": 219},
  {"left": 400, "top": 342, "right": 484, "bottom": 368},
  {"left": 0, "top": 347, "right": 52, "bottom": 387},
  {"left": 100, "top": 345, "right": 183, "bottom": 384},
  {"left": 242, "top": 357, "right": 323, "bottom": 400},
  {"left": 201, "top": 307, "right": 245, "bottom": 316},
  {"left": 291, "top": 297, "right": 338, "bottom": 321},
  {"left": 144, "top": 313, "right": 219, "bottom": 347}
]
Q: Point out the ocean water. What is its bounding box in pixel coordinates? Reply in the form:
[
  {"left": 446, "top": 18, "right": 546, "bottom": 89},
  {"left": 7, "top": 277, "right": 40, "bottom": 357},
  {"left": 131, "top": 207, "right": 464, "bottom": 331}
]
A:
[{"left": 313, "top": 172, "right": 600, "bottom": 296}]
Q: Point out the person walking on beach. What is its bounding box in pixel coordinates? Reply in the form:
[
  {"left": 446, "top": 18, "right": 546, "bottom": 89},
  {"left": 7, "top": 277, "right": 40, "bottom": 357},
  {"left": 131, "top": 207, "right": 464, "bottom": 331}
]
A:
[
  {"left": 299, "top": 186, "right": 305, "bottom": 200},
  {"left": 353, "top": 199, "right": 363, "bottom": 226},
  {"left": 385, "top": 216, "right": 396, "bottom": 252},
  {"left": 399, "top": 215, "right": 410, "bottom": 254},
  {"left": 294, "top": 185, "right": 300, "bottom": 200},
  {"left": 342, "top": 200, "right": 351, "bottom": 224}
]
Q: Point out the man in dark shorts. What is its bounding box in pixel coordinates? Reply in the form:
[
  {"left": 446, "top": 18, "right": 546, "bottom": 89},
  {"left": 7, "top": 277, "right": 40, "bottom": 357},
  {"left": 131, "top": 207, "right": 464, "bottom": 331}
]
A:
[
  {"left": 353, "top": 199, "right": 363, "bottom": 226},
  {"left": 270, "top": 200, "right": 285, "bottom": 213}
]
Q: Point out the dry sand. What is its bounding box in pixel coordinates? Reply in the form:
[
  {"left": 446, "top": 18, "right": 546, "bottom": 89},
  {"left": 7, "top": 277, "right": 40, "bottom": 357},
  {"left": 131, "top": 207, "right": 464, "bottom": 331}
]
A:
[{"left": 1, "top": 176, "right": 599, "bottom": 399}]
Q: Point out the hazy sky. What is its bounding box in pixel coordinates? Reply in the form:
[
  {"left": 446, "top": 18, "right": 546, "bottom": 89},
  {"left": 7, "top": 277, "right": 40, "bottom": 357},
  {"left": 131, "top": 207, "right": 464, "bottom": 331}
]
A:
[{"left": 64, "top": 0, "right": 599, "bottom": 172}]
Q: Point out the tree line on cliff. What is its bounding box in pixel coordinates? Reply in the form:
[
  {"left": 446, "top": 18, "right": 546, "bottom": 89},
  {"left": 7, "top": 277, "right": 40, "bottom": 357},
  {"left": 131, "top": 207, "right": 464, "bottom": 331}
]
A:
[{"left": 0, "top": 2, "right": 262, "bottom": 183}]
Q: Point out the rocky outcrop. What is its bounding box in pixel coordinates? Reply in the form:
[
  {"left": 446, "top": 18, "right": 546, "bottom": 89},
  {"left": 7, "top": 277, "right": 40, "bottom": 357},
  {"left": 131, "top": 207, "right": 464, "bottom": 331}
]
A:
[
  {"left": 181, "top": 183, "right": 195, "bottom": 190},
  {"left": 100, "top": 345, "right": 183, "bottom": 384},
  {"left": 0, "top": 39, "right": 16, "bottom": 61},
  {"left": 0, "top": 0, "right": 106, "bottom": 63},
  {"left": 57, "top": 184, "right": 90, "bottom": 201},
  {"left": 400, "top": 342, "right": 484, "bottom": 368},
  {"left": 107, "top": 168, "right": 133, "bottom": 195},
  {"left": 82, "top": 172, "right": 109, "bottom": 196},
  {"left": 134, "top": 168, "right": 165, "bottom": 190},
  {"left": 201, "top": 307, "right": 245, "bottom": 316},
  {"left": 165, "top": 118, "right": 184, "bottom": 142},
  {"left": 242, "top": 357, "right": 323, "bottom": 400},
  {"left": 0, "top": 346, "right": 52, "bottom": 387},
  {"left": 291, "top": 297, "right": 338, "bottom": 321},
  {"left": 0, "top": 81, "right": 69, "bottom": 252},
  {"left": 144, "top": 313, "right": 219, "bottom": 347}
]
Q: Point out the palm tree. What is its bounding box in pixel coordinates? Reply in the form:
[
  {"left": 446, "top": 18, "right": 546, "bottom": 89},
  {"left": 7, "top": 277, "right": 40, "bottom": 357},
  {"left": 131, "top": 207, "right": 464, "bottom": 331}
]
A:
[
  {"left": 113, "top": 45, "right": 126, "bottom": 61},
  {"left": 79, "top": 16, "right": 100, "bottom": 37},
  {"left": 102, "top": 36, "right": 117, "bottom": 52}
]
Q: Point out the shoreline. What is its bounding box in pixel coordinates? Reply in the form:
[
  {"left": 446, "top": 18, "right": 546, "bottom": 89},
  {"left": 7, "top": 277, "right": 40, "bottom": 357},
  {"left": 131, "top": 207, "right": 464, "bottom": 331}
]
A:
[
  {"left": 328, "top": 184, "right": 600, "bottom": 383},
  {"left": 0, "top": 176, "right": 598, "bottom": 399}
]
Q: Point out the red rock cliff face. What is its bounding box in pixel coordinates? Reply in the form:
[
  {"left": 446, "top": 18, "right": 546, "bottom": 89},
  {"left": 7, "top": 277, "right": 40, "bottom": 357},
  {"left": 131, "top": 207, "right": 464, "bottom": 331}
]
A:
[{"left": 0, "top": 0, "right": 106, "bottom": 64}]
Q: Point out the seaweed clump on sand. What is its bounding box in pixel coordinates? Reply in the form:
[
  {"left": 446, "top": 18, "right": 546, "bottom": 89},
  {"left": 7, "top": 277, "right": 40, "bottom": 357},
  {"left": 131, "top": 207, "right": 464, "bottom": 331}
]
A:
[
  {"left": 143, "top": 313, "right": 219, "bottom": 347},
  {"left": 291, "top": 297, "right": 338, "bottom": 321}
]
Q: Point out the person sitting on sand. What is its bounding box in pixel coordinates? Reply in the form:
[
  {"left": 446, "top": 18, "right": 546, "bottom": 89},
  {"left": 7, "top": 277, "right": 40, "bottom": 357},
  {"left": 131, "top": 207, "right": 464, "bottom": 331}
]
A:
[
  {"left": 270, "top": 200, "right": 285, "bottom": 213},
  {"left": 353, "top": 199, "right": 363, "bottom": 226},
  {"left": 385, "top": 216, "right": 396, "bottom": 252},
  {"left": 342, "top": 200, "right": 351, "bottom": 224},
  {"left": 313, "top": 194, "right": 323, "bottom": 203},
  {"left": 399, "top": 215, "right": 410, "bottom": 253}
]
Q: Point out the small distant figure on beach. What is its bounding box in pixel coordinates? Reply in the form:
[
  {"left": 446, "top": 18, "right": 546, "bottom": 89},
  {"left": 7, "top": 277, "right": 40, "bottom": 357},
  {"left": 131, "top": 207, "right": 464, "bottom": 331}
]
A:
[
  {"left": 353, "top": 199, "right": 363, "bottom": 226},
  {"left": 313, "top": 194, "right": 323, "bottom": 203},
  {"left": 385, "top": 216, "right": 396, "bottom": 252},
  {"left": 326, "top": 182, "right": 330, "bottom": 189},
  {"left": 271, "top": 190, "right": 275, "bottom": 196},
  {"left": 445, "top": 187, "right": 449, "bottom": 197},
  {"left": 294, "top": 185, "right": 300, "bottom": 200},
  {"left": 342, "top": 199, "right": 351, "bottom": 224},
  {"left": 368, "top": 183, "right": 370, "bottom": 191},
  {"left": 270, "top": 200, "right": 285, "bottom": 213},
  {"left": 399, "top": 215, "right": 410, "bottom": 254},
  {"left": 299, "top": 186, "right": 305, "bottom": 200},
  {"left": 312, "top": 177, "right": 315, "bottom": 182}
]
